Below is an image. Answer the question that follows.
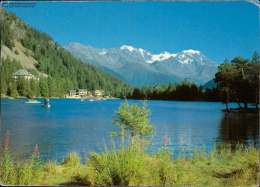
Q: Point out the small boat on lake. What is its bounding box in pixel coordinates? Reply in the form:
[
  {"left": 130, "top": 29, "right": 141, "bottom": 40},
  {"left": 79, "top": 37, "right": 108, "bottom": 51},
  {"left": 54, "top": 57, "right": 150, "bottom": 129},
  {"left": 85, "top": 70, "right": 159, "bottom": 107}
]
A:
[
  {"left": 42, "top": 98, "right": 51, "bottom": 108},
  {"left": 25, "top": 99, "right": 41, "bottom": 104}
]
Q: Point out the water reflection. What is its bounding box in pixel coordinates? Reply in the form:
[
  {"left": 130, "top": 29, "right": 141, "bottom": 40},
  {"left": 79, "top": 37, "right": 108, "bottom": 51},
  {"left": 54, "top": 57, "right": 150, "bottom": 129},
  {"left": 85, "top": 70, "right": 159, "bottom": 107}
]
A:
[{"left": 217, "top": 112, "right": 259, "bottom": 147}]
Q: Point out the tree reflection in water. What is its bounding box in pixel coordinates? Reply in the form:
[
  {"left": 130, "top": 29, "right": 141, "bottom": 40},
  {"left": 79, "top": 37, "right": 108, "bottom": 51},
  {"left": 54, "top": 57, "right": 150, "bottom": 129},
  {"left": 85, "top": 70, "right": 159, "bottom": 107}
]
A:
[{"left": 218, "top": 112, "right": 259, "bottom": 149}]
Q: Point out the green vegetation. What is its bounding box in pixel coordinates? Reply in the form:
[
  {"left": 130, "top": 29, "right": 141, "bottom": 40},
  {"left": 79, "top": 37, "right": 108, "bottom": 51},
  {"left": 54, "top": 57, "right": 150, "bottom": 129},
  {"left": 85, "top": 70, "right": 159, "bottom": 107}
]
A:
[
  {"left": 0, "top": 137, "right": 258, "bottom": 186},
  {"left": 0, "top": 102, "right": 259, "bottom": 186},
  {"left": 113, "top": 101, "right": 153, "bottom": 146},
  {"left": 1, "top": 9, "right": 132, "bottom": 98},
  {"left": 0, "top": 9, "right": 15, "bottom": 49},
  {"left": 215, "top": 52, "right": 260, "bottom": 111},
  {"left": 127, "top": 80, "right": 220, "bottom": 101},
  {"left": 127, "top": 52, "right": 260, "bottom": 109}
]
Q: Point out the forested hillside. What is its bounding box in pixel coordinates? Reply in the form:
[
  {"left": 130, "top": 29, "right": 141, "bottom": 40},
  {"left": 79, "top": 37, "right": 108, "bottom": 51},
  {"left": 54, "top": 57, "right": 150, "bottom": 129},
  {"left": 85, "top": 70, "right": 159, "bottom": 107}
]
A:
[{"left": 0, "top": 8, "right": 132, "bottom": 98}]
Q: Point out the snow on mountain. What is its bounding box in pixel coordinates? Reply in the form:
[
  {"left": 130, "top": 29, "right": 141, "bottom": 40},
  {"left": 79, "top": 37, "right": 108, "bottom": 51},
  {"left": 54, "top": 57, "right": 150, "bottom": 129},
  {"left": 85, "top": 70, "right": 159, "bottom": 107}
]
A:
[
  {"left": 120, "top": 45, "right": 136, "bottom": 52},
  {"left": 119, "top": 45, "right": 178, "bottom": 64},
  {"left": 66, "top": 42, "right": 217, "bottom": 86},
  {"left": 147, "top": 52, "right": 177, "bottom": 63},
  {"left": 182, "top": 49, "right": 201, "bottom": 55}
]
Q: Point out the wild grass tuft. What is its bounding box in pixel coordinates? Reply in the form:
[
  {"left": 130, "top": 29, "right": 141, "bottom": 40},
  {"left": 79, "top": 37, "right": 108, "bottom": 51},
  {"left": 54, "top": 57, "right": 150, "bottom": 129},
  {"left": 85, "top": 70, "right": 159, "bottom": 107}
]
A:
[
  {"left": 62, "top": 152, "right": 81, "bottom": 168},
  {"left": 0, "top": 150, "right": 16, "bottom": 184},
  {"left": 84, "top": 146, "right": 148, "bottom": 186}
]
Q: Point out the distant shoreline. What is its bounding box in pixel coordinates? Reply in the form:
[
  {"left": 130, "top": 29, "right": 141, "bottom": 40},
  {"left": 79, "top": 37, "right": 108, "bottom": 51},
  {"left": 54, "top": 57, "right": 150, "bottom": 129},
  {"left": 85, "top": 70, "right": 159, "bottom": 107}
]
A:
[
  {"left": 0, "top": 95, "right": 118, "bottom": 100},
  {"left": 223, "top": 108, "right": 259, "bottom": 114}
]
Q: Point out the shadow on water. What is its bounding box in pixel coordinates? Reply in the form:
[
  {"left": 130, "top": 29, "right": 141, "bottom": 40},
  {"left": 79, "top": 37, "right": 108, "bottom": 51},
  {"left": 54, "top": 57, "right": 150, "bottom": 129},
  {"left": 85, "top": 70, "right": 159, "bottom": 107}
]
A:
[{"left": 217, "top": 112, "right": 259, "bottom": 148}]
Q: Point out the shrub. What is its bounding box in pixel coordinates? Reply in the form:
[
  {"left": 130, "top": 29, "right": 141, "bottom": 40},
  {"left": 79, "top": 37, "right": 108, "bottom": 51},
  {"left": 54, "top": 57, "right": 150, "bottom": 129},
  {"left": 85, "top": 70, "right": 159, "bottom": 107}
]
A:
[{"left": 113, "top": 101, "right": 154, "bottom": 147}]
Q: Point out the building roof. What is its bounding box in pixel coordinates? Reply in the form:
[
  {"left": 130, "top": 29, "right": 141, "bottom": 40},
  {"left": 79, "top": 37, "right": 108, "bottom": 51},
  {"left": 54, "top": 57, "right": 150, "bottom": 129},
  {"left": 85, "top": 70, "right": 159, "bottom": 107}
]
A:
[{"left": 13, "top": 69, "right": 32, "bottom": 76}]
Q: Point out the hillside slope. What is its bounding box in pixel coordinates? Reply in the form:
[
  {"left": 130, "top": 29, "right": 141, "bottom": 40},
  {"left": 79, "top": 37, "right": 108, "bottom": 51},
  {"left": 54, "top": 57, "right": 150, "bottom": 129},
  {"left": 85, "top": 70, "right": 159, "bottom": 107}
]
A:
[{"left": 0, "top": 8, "right": 131, "bottom": 97}]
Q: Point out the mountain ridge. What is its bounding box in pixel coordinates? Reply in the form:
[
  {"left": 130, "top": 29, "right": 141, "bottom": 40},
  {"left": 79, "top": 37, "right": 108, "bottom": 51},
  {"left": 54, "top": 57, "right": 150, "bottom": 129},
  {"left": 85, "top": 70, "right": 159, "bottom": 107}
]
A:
[{"left": 66, "top": 42, "right": 217, "bottom": 86}]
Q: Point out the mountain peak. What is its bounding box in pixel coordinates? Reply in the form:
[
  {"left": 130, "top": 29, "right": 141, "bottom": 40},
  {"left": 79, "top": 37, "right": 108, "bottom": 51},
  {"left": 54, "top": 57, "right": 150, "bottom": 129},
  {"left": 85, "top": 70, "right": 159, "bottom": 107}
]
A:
[
  {"left": 120, "top": 45, "right": 136, "bottom": 52},
  {"left": 173, "top": 49, "right": 210, "bottom": 65},
  {"left": 182, "top": 49, "right": 201, "bottom": 55},
  {"left": 119, "top": 45, "right": 203, "bottom": 64}
]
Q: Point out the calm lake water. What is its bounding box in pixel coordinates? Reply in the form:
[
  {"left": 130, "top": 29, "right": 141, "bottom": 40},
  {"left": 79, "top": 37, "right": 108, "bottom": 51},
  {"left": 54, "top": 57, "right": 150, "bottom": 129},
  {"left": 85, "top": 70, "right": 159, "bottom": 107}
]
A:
[{"left": 0, "top": 99, "right": 259, "bottom": 161}]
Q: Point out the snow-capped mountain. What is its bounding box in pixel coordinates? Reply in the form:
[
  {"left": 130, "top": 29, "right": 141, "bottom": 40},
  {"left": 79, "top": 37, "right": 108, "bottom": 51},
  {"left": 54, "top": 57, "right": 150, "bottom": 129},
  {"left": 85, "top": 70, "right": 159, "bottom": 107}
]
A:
[
  {"left": 66, "top": 42, "right": 217, "bottom": 86},
  {"left": 119, "top": 45, "right": 177, "bottom": 64}
]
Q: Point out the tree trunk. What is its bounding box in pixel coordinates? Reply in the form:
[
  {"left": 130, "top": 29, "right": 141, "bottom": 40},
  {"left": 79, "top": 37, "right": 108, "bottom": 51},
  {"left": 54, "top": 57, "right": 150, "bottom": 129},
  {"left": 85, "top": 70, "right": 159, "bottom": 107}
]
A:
[
  {"left": 236, "top": 99, "right": 242, "bottom": 109},
  {"left": 225, "top": 89, "right": 230, "bottom": 112},
  {"left": 130, "top": 132, "right": 136, "bottom": 146},
  {"left": 256, "top": 73, "right": 260, "bottom": 110},
  {"left": 225, "top": 102, "right": 229, "bottom": 112},
  {"left": 244, "top": 102, "right": 248, "bottom": 109},
  {"left": 120, "top": 128, "right": 125, "bottom": 149}
]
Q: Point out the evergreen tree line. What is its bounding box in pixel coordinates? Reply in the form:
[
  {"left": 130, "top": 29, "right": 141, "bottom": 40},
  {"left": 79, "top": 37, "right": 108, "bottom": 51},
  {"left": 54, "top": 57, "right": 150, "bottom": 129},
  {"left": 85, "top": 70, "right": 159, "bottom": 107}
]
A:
[
  {"left": 127, "top": 52, "right": 260, "bottom": 107},
  {"left": 126, "top": 81, "right": 220, "bottom": 101}
]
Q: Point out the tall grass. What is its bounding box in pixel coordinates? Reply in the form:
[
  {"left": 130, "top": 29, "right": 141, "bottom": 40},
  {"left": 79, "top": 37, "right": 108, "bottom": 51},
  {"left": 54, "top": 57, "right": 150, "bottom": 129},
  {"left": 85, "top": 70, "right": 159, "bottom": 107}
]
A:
[
  {"left": 84, "top": 145, "right": 148, "bottom": 186},
  {"left": 0, "top": 150, "right": 16, "bottom": 184},
  {"left": 0, "top": 143, "right": 259, "bottom": 186},
  {"left": 0, "top": 132, "right": 42, "bottom": 185},
  {"left": 62, "top": 152, "right": 81, "bottom": 168},
  {"left": 74, "top": 144, "right": 259, "bottom": 186}
]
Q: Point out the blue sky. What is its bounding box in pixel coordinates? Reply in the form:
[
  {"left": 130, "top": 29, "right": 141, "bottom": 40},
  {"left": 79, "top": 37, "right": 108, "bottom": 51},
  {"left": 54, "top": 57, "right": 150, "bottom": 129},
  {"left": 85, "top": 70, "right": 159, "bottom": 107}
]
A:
[{"left": 5, "top": 1, "right": 260, "bottom": 63}]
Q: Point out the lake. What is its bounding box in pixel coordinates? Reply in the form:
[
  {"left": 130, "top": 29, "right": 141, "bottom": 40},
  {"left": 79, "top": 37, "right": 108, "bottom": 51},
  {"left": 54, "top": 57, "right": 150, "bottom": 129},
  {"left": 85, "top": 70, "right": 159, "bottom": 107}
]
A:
[{"left": 0, "top": 99, "right": 259, "bottom": 161}]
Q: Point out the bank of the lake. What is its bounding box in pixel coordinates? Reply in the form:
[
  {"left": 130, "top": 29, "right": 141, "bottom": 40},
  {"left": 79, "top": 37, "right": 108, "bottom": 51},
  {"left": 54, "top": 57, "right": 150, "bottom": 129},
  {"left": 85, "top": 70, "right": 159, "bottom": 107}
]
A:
[{"left": 0, "top": 144, "right": 259, "bottom": 186}]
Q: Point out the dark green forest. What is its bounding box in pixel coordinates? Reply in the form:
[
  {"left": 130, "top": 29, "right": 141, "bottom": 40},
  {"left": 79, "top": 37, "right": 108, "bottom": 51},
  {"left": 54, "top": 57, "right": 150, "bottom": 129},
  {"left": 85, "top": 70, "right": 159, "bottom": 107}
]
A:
[
  {"left": 127, "top": 81, "right": 220, "bottom": 101},
  {"left": 1, "top": 9, "right": 132, "bottom": 98}
]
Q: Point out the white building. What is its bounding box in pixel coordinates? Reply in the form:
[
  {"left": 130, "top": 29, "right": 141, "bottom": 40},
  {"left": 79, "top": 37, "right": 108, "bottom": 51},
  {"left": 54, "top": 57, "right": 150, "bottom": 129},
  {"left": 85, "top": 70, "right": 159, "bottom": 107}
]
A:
[{"left": 12, "top": 69, "right": 38, "bottom": 80}]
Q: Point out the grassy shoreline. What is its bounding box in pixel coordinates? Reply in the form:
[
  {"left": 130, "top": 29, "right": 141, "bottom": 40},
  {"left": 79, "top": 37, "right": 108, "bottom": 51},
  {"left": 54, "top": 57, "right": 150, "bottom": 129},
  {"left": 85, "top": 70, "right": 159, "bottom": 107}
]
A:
[{"left": 0, "top": 145, "right": 259, "bottom": 186}]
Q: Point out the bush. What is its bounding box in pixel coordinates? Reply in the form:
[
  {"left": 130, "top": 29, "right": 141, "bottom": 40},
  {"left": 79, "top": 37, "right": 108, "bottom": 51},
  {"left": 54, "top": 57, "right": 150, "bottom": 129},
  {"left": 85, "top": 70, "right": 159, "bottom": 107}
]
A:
[{"left": 113, "top": 101, "right": 154, "bottom": 147}]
